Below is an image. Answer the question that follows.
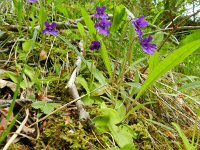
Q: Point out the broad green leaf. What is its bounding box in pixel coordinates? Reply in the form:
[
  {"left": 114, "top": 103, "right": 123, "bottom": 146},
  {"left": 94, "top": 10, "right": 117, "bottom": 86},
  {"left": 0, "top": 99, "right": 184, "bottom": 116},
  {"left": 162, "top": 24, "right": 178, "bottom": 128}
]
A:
[
  {"left": 109, "top": 124, "right": 133, "bottom": 148},
  {"left": 115, "top": 100, "right": 126, "bottom": 122},
  {"left": 102, "top": 108, "right": 121, "bottom": 124},
  {"left": 92, "top": 115, "right": 110, "bottom": 132},
  {"left": 135, "top": 39, "right": 200, "bottom": 102},
  {"left": 81, "top": 7, "right": 96, "bottom": 38},
  {"left": 22, "top": 40, "right": 34, "bottom": 52},
  {"left": 20, "top": 80, "right": 27, "bottom": 90},
  {"left": 81, "top": 96, "right": 94, "bottom": 105},
  {"left": 121, "top": 144, "right": 137, "bottom": 150}
]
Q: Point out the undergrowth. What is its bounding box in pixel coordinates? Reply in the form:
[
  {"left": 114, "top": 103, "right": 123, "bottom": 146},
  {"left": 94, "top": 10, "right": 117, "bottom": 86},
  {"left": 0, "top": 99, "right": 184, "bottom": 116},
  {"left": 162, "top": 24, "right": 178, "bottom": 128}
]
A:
[{"left": 0, "top": 0, "right": 200, "bottom": 150}]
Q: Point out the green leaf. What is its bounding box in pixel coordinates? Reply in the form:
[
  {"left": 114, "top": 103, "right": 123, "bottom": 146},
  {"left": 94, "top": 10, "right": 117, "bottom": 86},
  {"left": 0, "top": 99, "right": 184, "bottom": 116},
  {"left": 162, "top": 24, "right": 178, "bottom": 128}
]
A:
[
  {"left": 76, "top": 76, "right": 90, "bottom": 95},
  {"left": 77, "top": 22, "right": 85, "bottom": 39},
  {"left": 123, "top": 102, "right": 155, "bottom": 121},
  {"left": 100, "top": 41, "right": 112, "bottom": 78},
  {"left": 109, "top": 124, "right": 133, "bottom": 148},
  {"left": 22, "top": 40, "right": 34, "bottom": 52},
  {"left": 80, "top": 8, "right": 112, "bottom": 78},
  {"left": 101, "top": 108, "right": 121, "bottom": 124},
  {"left": 181, "top": 30, "right": 200, "bottom": 53},
  {"left": 32, "top": 101, "right": 61, "bottom": 114},
  {"left": 121, "top": 144, "right": 137, "bottom": 150},
  {"left": 178, "top": 81, "right": 200, "bottom": 91},
  {"left": 87, "top": 61, "right": 107, "bottom": 85},
  {"left": 153, "top": 32, "right": 164, "bottom": 46},
  {"left": 42, "top": 104, "right": 55, "bottom": 114},
  {"left": 111, "top": 5, "right": 126, "bottom": 33},
  {"left": 0, "top": 113, "right": 18, "bottom": 144},
  {"left": 115, "top": 100, "right": 126, "bottom": 122},
  {"left": 5, "top": 71, "right": 19, "bottom": 83},
  {"left": 172, "top": 122, "right": 195, "bottom": 150},
  {"left": 148, "top": 51, "right": 159, "bottom": 74},
  {"left": 92, "top": 115, "right": 110, "bottom": 132},
  {"left": 32, "top": 101, "right": 45, "bottom": 109},
  {"left": 39, "top": 6, "right": 47, "bottom": 31},
  {"left": 180, "top": 30, "right": 200, "bottom": 46},
  {"left": 55, "top": 2, "right": 69, "bottom": 18},
  {"left": 135, "top": 39, "right": 200, "bottom": 102},
  {"left": 82, "top": 96, "right": 94, "bottom": 105},
  {"left": 24, "top": 65, "right": 36, "bottom": 81},
  {"left": 81, "top": 7, "right": 96, "bottom": 38}
]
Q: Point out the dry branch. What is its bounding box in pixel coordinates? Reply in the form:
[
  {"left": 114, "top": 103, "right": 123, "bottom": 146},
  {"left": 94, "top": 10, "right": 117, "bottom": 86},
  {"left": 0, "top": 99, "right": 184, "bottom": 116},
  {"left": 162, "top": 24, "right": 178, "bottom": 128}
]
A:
[
  {"left": 65, "top": 40, "right": 90, "bottom": 121},
  {"left": 3, "top": 109, "right": 29, "bottom": 150}
]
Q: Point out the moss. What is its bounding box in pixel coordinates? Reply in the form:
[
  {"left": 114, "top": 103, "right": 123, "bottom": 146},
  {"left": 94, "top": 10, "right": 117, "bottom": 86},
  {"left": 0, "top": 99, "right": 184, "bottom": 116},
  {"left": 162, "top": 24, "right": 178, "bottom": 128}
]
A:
[{"left": 35, "top": 110, "right": 106, "bottom": 150}]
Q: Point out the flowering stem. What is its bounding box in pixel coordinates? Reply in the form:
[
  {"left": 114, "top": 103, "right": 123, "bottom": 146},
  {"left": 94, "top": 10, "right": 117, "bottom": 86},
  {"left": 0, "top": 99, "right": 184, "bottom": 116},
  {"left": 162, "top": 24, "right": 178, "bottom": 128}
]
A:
[
  {"left": 114, "top": 37, "right": 136, "bottom": 100},
  {"left": 89, "top": 52, "right": 95, "bottom": 90},
  {"left": 117, "top": 37, "right": 136, "bottom": 83},
  {"left": 112, "top": 20, "right": 131, "bottom": 86}
]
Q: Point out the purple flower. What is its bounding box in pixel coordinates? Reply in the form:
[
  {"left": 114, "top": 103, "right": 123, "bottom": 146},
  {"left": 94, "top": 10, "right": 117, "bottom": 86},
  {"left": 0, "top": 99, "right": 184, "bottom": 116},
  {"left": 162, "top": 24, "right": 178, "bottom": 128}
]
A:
[
  {"left": 140, "top": 36, "right": 157, "bottom": 55},
  {"left": 95, "top": 19, "right": 111, "bottom": 36},
  {"left": 42, "top": 21, "right": 58, "bottom": 35},
  {"left": 28, "top": 17, "right": 33, "bottom": 21},
  {"left": 90, "top": 41, "right": 101, "bottom": 50},
  {"left": 27, "top": 0, "right": 37, "bottom": 3},
  {"left": 132, "top": 16, "right": 148, "bottom": 38},
  {"left": 95, "top": 6, "right": 108, "bottom": 19}
]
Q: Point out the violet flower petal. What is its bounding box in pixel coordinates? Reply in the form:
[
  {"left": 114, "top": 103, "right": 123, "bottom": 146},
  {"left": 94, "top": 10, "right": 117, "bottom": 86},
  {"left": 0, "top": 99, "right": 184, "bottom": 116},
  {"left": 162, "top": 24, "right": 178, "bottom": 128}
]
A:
[
  {"left": 140, "top": 35, "right": 157, "bottom": 55},
  {"left": 90, "top": 41, "right": 101, "bottom": 50}
]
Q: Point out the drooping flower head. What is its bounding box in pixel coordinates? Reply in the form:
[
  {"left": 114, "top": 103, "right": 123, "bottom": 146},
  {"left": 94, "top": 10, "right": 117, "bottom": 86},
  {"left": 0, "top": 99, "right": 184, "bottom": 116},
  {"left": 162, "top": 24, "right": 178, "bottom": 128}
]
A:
[
  {"left": 27, "top": 0, "right": 37, "bottom": 3},
  {"left": 140, "top": 35, "right": 157, "bottom": 55},
  {"left": 95, "top": 6, "right": 108, "bottom": 19},
  {"left": 132, "top": 16, "right": 148, "bottom": 38},
  {"left": 90, "top": 41, "right": 101, "bottom": 50},
  {"left": 95, "top": 19, "right": 111, "bottom": 36},
  {"left": 42, "top": 21, "right": 58, "bottom": 35}
]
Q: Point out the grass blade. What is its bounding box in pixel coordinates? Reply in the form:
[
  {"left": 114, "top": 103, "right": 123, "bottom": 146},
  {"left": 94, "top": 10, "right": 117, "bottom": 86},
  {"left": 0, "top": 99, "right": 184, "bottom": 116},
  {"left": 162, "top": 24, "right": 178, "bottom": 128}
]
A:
[
  {"left": 81, "top": 7, "right": 96, "bottom": 38},
  {"left": 100, "top": 41, "right": 112, "bottom": 78}
]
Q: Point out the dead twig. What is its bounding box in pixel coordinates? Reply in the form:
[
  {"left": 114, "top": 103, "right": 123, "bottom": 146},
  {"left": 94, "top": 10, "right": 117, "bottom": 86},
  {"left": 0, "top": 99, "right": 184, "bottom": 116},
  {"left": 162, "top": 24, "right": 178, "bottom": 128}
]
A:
[
  {"left": 66, "top": 40, "right": 90, "bottom": 121},
  {"left": 3, "top": 109, "right": 29, "bottom": 150},
  {"left": 28, "top": 84, "right": 107, "bottom": 128}
]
